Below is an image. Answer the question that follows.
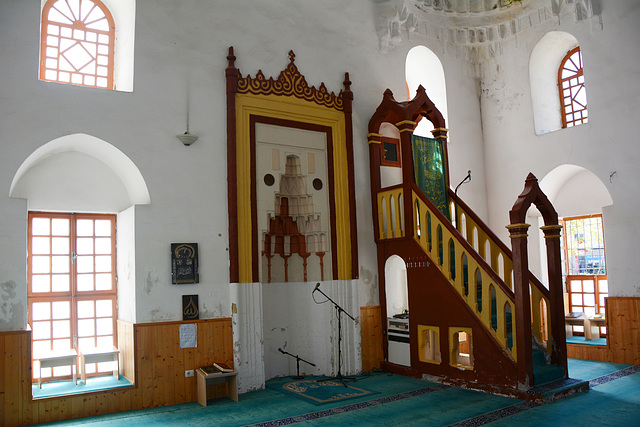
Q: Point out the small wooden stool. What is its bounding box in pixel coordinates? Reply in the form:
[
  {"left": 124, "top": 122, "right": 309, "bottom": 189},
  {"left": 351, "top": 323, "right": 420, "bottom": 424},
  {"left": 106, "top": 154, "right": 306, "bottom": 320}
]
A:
[
  {"left": 37, "top": 349, "right": 78, "bottom": 388},
  {"left": 80, "top": 347, "right": 120, "bottom": 383}
]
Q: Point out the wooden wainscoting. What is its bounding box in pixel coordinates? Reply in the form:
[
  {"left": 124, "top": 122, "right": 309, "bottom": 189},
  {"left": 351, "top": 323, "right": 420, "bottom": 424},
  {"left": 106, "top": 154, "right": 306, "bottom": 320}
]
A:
[
  {"left": 566, "top": 297, "right": 640, "bottom": 365},
  {"left": 607, "top": 297, "right": 640, "bottom": 365},
  {"left": 1, "top": 317, "right": 233, "bottom": 427},
  {"left": 360, "top": 306, "right": 384, "bottom": 372}
]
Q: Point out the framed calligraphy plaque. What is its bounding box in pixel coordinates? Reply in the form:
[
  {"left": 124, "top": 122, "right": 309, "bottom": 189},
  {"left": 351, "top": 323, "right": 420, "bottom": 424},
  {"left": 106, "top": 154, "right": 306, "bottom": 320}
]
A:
[
  {"left": 171, "top": 243, "right": 199, "bottom": 284},
  {"left": 182, "top": 294, "right": 199, "bottom": 321}
]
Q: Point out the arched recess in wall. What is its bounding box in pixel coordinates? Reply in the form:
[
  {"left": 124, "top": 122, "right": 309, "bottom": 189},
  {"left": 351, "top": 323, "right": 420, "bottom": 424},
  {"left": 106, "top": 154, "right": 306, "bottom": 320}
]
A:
[
  {"left": 530, "top": 31, "right": 583, "bottom": 135},
  {"left": 405, "top": 46, "right": 448, "bottom": 138},
  {"left": 10, "top": 133, "right": 150, "bottom": 321},
  {"left": 225, "top": 48, "right": 358, "bottom": 284},
  {"left": 532, "top": 164, "right": 612, "bottom": 282},
  {"left": 385, "top": 255, "right": 408, "bottom": 317}
]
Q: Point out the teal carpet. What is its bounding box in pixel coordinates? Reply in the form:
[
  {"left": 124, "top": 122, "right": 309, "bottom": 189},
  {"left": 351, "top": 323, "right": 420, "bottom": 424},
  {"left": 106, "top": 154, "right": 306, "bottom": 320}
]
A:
[
  {"left": 33, "top": 375, "right": 133, "bottom": 399},
  {"left": 567, "top": 336, "right": 607, "bottom": 346},
  {"left": 37, "top": 359, "right": 640, "bottom": 426}
]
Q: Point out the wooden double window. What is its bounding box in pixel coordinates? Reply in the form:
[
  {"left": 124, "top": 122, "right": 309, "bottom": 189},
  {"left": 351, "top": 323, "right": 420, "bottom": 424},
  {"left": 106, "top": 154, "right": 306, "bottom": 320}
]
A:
[{"left": 28, "top": 212, "right": 117, "bottom": 382}]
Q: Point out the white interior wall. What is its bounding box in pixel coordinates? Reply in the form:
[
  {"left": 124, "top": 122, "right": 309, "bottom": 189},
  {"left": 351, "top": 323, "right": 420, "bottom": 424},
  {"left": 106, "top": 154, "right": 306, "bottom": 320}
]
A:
[
  {"left": 1, "top": 0, "right": 637, "bottom": 368},
  {"left": 477, "top": 3, "right": 640, "bottom": 297}
]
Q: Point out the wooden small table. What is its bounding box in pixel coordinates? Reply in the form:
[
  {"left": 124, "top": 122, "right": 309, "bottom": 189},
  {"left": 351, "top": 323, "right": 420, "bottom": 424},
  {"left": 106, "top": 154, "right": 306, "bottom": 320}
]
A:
[
  {"left": 197, "top": 370, "right": 238, "bottom": 406},
  {"left": 37, "top": 349, "right": 78, "bottom": 388},
  {"left": 80, "top": 347, "right": 120, "bottom": 384},
  {"left": 586, "top": 316, "right": 606, "bottom": 340},
  {"left": 565, "top": 313, "right": 586, "bottom": 338}
]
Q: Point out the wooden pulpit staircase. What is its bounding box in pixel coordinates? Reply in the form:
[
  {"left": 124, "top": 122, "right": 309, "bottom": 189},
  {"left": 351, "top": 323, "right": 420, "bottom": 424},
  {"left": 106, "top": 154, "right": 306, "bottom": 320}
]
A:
[{"left": 367, "top": 87, "right": 588, "bottom": 401}]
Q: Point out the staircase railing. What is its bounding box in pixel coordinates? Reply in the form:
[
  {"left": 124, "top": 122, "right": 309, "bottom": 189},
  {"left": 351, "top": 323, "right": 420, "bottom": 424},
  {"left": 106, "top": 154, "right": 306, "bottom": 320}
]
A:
[
  {"left": 452, "top": 192, "right": 552, "bottom": 354},
  {"left": 377, "top": 184, "right": 555, "bottom": 361},
  {"left": 377, "top": 185, "right": 405, "bottom": 239},
  {"left": 411, "top": 185, "right": 517, "bottom": 361}
]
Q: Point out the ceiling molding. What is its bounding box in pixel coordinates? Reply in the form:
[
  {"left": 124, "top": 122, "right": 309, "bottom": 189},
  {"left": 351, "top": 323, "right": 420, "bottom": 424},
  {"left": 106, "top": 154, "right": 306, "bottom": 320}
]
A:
[{"left": 374, "top": 0, "right": 602, "bottom": 59}]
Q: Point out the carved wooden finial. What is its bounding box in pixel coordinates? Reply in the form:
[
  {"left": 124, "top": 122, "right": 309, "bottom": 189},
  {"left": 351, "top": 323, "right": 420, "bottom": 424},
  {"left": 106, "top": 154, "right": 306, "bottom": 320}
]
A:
[
  {"left": 343, "top": 72, "right": 351, "bottom": 91},
  {"left": 227, "top": 46, "right": 237, "bottom": 69}
]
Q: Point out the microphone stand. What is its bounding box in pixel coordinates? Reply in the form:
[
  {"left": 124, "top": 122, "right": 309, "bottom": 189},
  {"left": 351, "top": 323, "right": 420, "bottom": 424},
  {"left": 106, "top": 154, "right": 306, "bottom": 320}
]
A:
[
  {"left": 454, "top": 170, "right": 471, "bottom": 232},
  {"left": 314, "top": 284, "right": 356, "bottom": 387},
  {"left": 278, "top": 348, "right": 316, "bottom": 380}
]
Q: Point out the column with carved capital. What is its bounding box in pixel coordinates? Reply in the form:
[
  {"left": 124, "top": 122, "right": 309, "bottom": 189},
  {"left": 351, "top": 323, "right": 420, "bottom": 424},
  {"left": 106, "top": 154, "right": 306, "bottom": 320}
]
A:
[{"left": 506, "top": 222, "right": 533, "bottom": 388}]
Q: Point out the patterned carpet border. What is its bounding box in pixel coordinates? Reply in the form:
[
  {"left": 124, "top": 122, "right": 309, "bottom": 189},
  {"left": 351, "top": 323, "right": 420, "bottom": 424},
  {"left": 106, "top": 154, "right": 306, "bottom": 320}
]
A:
[
  {"left": 247, "top": 384, "right": 449, "bottom": 426},
  {"left": 588, "top": 365, "right": 640, "bottom": 387},
  {"left": 445, "top": 401, "right": 541, "bottom": 427}
]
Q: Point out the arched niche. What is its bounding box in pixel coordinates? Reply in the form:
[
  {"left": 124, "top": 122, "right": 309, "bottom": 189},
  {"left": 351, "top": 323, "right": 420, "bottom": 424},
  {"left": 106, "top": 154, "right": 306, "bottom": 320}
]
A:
[
  {"left": 9, "top": 133, "right": 150, "bottom": 324},
  {"left": 10, "top": 133, "right": 150, "bottom": 211},
  {"left": 226, "top": 48, "right": 357, "bottom": 284},
  {"left": 385, "top": 255, "right": 408, "bottom": 316},
  {"left": 405, "top": 46, "right": 448, "bottom": 138},
  {"left": 530, "top": 164, "right": 612, "bottom": 283},
  {"left": 530, "top": 31, "right": 582, "bottom": 135}
]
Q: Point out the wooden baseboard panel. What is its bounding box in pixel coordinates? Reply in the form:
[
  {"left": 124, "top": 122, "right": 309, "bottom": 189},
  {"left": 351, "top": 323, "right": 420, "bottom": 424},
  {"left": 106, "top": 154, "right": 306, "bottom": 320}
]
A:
[{"left": 2, "top": 318, "right": 233, "bottom": 427}]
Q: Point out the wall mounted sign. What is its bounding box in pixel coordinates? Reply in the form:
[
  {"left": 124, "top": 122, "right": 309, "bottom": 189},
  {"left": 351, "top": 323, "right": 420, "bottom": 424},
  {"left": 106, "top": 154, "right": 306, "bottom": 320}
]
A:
[
  {"left": 179, "top": 323, "right": 197, "bottom": 348},
  {"left": 182, "top": 294, "right": 199, "bottom": 321},
  {"left": 172, "top": 243, "right": 199, "bottom": 284}
]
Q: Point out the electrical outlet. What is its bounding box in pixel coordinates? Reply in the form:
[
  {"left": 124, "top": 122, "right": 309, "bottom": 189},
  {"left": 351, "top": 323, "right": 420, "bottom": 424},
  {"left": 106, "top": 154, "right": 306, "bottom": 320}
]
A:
[{"left": 185, "top": 369, "right": 195, "bottom": 377}]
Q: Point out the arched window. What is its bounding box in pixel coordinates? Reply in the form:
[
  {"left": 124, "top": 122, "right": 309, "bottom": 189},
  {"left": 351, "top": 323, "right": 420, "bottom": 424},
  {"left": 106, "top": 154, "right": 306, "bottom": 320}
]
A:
[
  {"left": 40, "top": 0, "right": 115, "bottom": 89},
  {"left": 558, "top": 47, "right": 588, "bottom": 128}
]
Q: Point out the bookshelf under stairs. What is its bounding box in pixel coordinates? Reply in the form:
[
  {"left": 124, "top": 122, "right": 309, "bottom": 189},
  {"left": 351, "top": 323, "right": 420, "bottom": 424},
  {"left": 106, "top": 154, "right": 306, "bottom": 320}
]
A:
[{"left": 367, "top": 87, "right": 584, "bottom": 400}]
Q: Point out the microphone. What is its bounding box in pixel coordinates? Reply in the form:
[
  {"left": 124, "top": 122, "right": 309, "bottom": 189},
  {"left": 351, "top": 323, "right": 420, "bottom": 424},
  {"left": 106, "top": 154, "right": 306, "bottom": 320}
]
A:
[
  {"left": 278, "top": 348, "right": 285, "bottom": 354},
  {"left": 313, "top": 283, "right": 320, "bottom": 293}
]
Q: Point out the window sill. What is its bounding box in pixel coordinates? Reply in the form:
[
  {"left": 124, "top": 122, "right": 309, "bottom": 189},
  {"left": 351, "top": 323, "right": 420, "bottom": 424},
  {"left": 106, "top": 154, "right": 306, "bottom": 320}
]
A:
[{"left": 32, "top": 375, "right": 133, "bottom": 400}]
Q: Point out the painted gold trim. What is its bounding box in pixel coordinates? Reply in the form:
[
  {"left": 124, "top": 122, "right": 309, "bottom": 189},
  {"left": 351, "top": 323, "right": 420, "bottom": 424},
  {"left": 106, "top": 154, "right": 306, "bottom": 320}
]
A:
[
  {"left": 509, "top": 234, "right": 529, "bottom": 238},
  {"left": 235, "top": 93, "right": 352, "bottom": 282},
  {"left": 367, "top": 133, "right": 382, "bottom": 144},
  {"left": 396, "top": 120, "right": 416, "bottom": 127},
  {"left": 505, "top": 223, "right": 531, "bottom": 230},
  {"left": 540, "top": 225, "right": 562, "bottom": 231},
  {"left": 431, "top": 128, "right": 449, "bottom": 133},
  {"left": 237, "top": 51, "right": 344, "bottom": 111}
]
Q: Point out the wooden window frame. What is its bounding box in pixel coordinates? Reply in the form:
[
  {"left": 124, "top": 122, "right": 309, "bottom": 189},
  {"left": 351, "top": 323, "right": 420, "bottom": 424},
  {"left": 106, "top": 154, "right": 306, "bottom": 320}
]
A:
[
  {"left": 28, "top": 211, "right": 117, "bottom": 383},
  {"left": 562, "top": 214, "right": 608, "bottom": 337},
  {"left": 558, "top": 46, "right": 588, "bottom": 128},
  {"left": 39, "top": 0, "right": 115, "bottom": 89},
  {"left": 380, "top": 136, "right": 401, "bottom": 167}
]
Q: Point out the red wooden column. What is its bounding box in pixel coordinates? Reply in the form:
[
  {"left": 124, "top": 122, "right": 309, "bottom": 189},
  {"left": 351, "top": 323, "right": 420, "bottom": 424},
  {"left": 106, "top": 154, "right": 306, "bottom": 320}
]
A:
[
  {"left": 507, "top": 222, "right": 534, "bottom": 388},
  {"left": 397, "top": 120, "right": 416, "bottom": 238},
  {"left": 542, "top": 224, "right": 568, "bottom": 373},
  {"left": 367, "top": 133, "right": 383, "bottom": 242},
  {"left": 226, "top": 46, "right": 240, "bottom": 283},
  {"left": 342, "top": 72, "right": 359, "bottom": 279}
]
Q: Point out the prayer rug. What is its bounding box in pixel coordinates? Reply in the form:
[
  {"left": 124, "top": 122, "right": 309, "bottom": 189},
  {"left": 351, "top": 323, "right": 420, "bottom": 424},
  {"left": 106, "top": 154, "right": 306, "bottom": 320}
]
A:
[{"left": 267, "top": 377, "right": 379, "bottom": 405}]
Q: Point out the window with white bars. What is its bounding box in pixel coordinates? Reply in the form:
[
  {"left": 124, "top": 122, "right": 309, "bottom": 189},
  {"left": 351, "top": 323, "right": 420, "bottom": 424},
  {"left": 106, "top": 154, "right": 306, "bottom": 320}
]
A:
[
  {"left": 39, "top": 0, "right": 115, "bottom": 89},
  {"left": 558, "top": 46, "right": 588, "bottom": 128},
  {"left": 28, "top": 212, "right": 117, "bottom": 382}
]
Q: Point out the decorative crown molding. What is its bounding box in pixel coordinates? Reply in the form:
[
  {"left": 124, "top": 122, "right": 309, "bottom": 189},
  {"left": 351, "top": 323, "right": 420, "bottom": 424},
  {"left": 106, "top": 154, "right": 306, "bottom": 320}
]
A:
[
  {"left": 236, "top": 51, "right": 345, "bottom": 111},
  {"left": 375, "top": 0, "right": 602, "bottom": 57}
]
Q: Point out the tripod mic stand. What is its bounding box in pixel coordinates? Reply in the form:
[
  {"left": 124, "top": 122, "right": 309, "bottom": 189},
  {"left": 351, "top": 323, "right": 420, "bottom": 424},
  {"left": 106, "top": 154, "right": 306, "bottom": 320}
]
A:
[
  {"left": 314, "top": 283, "right": 356, "bottom": 387},
  {"left": 278, "top": 347, "right": 316, "bottom": 379}
]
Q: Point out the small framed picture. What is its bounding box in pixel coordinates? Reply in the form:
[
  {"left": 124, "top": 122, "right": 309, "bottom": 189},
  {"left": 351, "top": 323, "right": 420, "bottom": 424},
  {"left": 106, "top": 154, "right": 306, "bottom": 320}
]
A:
[{"left": 171, "top": 243, "right": 199, "bottom": 284}]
